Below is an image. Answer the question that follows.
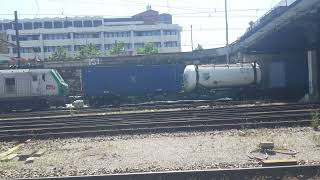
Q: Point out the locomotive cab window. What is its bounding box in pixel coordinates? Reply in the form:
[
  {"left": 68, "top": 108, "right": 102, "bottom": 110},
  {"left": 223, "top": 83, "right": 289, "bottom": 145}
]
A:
[
  {"left": 42, "top": 74, "right": 46, "bottom": 81},
  {"left": 32, "top": 75, "right": 38, "bottom": 81},
  {"left": 5, "top": 78, "right": 16, "bottom": 94}
]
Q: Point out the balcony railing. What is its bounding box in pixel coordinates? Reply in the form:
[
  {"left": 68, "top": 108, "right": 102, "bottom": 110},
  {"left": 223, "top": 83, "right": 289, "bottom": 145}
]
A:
[{"left": 240, "top": 0, "right": 299, "bottom": 41}]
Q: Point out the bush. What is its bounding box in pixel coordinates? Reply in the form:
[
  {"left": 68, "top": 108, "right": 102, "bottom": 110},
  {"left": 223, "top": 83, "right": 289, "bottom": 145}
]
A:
[{"left": 311, "top": 111, "right": 320, "bottom": 130}]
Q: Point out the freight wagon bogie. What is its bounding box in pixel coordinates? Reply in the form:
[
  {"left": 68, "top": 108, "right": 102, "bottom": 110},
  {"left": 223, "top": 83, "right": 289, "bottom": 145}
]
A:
[{"left": 0, "top": 69, "right": 69, "bottom": 111}]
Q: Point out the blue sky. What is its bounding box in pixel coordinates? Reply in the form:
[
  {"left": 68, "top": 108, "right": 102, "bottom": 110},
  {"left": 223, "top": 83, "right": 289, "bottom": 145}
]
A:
[{"left": 1, "top": 0, "right": 281, "bottom": 51}]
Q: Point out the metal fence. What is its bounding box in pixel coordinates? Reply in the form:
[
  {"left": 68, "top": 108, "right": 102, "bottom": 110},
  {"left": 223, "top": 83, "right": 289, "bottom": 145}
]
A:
[
  {"left": 241, "top": 0, "right": 300, "bottom": 40},
  {"left": 277, "top": 0, "right": 298, "bottom": 7}
]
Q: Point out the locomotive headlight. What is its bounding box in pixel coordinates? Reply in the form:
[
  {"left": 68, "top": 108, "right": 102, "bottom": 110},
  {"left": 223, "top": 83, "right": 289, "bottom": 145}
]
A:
[{"left": 183, "top": 65, "right": 197, "bottom": 92}]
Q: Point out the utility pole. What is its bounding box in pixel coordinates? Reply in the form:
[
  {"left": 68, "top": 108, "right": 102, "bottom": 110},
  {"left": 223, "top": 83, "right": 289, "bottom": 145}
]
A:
[
  {"left": 14, "top": 11, "right": 21, "bottom": 67},
  {"left": 224, "top": 0, "right": 230, "bottom": 64},
  {"left": 166, "top": 0, "right": 170, "bottom": 13},
  {"left": 191, "top": 25, "right": 194, "bottom": 51}
]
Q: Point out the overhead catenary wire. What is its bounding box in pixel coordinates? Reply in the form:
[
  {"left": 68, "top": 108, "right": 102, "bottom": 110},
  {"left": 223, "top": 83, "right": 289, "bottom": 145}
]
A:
[
  {"left": 0, "top": 0, "right": 270, "bottom": 18},
  {"left": 34, "top": 0, "right": 40, "bottom": 18},
  {"left": 183, "top": 27, "right": 245, "bottom": 31},
  {"left": 0, "top": 13, "right": 260, "bottom": 19}
]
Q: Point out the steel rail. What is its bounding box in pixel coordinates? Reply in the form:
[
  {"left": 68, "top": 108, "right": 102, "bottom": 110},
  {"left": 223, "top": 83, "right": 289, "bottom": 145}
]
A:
[
  {"left": 0, "top": 103, "right": 318, "bottom": 141},
  {"left": 17, "top": 165, "right": 320, "bottom": 180},
  {"left": 0, "top": 100, "right": 299, "bottom": 119}
]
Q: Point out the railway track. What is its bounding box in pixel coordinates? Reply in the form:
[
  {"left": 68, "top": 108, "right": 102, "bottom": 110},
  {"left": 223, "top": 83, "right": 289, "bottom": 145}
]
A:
[
  {"left": 18, "top": 165, "right": 320, "bottom": 180},
  {"left": 0, "top": 99, "right": 282, "bottom": 119},
  {"left": 0, "top": 103, "right": 319, "bottom": 141}
]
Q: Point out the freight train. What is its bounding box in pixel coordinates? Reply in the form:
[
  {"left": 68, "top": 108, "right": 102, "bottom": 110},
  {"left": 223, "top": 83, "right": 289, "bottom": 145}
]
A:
[
  {"left": 0, "top": 69, "right": 69, "bottom": 111},
  {"left": 82, "top": 63, "right": 262, "bottom": 106},
  {"left": 0, "top": 59, "right": 307, "bottom": 111}
]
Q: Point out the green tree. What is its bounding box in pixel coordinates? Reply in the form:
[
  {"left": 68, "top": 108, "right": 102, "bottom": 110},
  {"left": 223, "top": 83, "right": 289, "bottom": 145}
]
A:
[
  {"left": 108, "top": 41, "right": 125, "bottom": 56},
  {"left": 137, "top": 42, "right": 159, "bottom": 55},
  {"left": 75, "top": 44, "right": 101, "bottom": 59},
  {"left": 194, "top": 44, "right": 204, "bottom": 51},
  {"left": 48, "top": 47, "right": 67, "bottom": 61}
]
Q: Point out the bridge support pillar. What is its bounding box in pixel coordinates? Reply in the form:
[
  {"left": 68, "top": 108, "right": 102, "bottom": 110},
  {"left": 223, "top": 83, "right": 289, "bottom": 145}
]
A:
[{"left": 303, "top": 50, "right": 319, "bottom": 102}]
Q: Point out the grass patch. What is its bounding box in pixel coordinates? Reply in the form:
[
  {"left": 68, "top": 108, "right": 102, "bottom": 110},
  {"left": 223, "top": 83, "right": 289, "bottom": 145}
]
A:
[
  {"left": 311, "top": 111, "right": 320, "bottom": 130},
  {"left": 312, "top": 134, "right": 320, "bottom": 147},
  {"left": 0, "top": 161, "right": 17, "bottom": 170}
]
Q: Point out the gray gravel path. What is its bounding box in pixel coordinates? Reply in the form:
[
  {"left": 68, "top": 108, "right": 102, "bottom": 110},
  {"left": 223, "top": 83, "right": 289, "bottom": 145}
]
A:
[{"left": 1, "top": 127, "right": 320, "bottom": 179}]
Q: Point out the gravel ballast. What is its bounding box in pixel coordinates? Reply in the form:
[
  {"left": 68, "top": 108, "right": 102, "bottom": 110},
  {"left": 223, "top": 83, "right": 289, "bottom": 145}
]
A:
[{"left": 0, "top": 127, "right": 320, "bottom": 179}]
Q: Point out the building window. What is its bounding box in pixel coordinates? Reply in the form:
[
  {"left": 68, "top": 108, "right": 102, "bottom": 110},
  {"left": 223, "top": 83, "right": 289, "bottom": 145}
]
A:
[
  {"left": 20, "top": 47, "right": 41, "bottom": 53},
  {"left": 43, "top": 33, "right": 70, "bottom": 40},
  {"left": 33, "top": 22, "right": 43, "bottom": 29},
  {"left": 105, "top": 43, "right": 130, "bottom": 50},
  {"left": 105, "top": 44, "right": 112, "bottom": 50},
  {"left": 0, "top": 23, "right": 3, "bottom": 31},
  {"left": 74, "top": 32, "right": 100, "bottom": 39},
  {"left": 163, "top": 30, "right": 177, "bottom": 35},
  {"left": 53, "top": 21, "right": 63, "bottom": 28},
  {"left": 134, "top": 43, "right": 144, "bottom": 49},
  {"left": 44, "top": 21, "right": 53, "bottom": 29},
  {"left": 44, "top": 46, "right": 55, "bottom": 52},
  {"left": 153, "top": 42, "right": 161, "bottom": 48},
  {"left": 23, "top": 22, "right": 33, "bottom": 30},
  {"left": 164, "top": 41, "right": 178, "bottom": 47},
  {"left": 74, "top": 45, "right": 86, "bottom": 51},
  {"left": 12, "top": 35, "right": 40, "bottom": 41},
  {"left": 44, "top": 46, "right": 71, "bottom": 52},
  {"left": 4, "top": 23, "right": 12, "bottom": 30},
  {"left": 95, "top": 44, "right": 101, "bottom": 50},
  {"left": 124, "top": 43, "right": 132, "bottom": 50},
  {"left": 15, "top": 23, "right": 22, "bottom": 30},
  {"left": 64, "top": 46, "right": 71, "bottom": 51},
  {"left": 93, "top": 20, "right": 102, "bottom": 27},
  {"left": 134, "top": 30, "right": 160, "bottom": 36},
  {"left": 32, "top": 75, "right": 37, "bottom": 81},
  {"left": 83, "top": 20, "right": 92, "bottom": 27},
  {"left": 104, "top": 31, "right": 130, "bottom": 38},
  {"left": 33, "top": 47, "right": 41, "bottom": 53},
  {"left": 63, "top": 21, "right": 72, "bottom": 28},
  {"left": 32, "top": 35, "right": 40, "bottom": 40},
  {"left": 5, "top": 78, "right": 15, "bottom": 94},
  {"left": 73, "top": 21, "right": 82, "bottom": 27}
]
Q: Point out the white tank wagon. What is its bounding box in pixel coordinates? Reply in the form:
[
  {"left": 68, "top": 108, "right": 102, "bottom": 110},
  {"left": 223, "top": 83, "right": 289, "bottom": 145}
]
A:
[
  {"left": 0, "top": 69, "right": 68, "bottom": 111},
  {"left": 183, "top": 63, "right": 262, "bottom": 92}
]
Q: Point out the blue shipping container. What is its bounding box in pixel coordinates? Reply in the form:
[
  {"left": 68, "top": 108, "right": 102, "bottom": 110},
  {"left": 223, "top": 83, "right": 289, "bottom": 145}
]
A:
[{"left": 82, "top": 64, "right": 185, "bottom": 97}]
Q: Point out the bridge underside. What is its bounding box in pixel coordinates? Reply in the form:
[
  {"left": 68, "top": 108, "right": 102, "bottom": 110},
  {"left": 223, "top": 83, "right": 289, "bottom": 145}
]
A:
[
  {"left": 247, "top": 14, "right": 320, "bottom": 53},
  {"left": 237, "top": 1, "right": 320, "bottom": 101}
]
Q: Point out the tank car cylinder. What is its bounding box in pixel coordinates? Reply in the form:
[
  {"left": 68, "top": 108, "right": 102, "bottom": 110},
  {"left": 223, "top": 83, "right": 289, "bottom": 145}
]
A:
[{"left": 183, "top": 63, "right": 261, "bottom": 91}]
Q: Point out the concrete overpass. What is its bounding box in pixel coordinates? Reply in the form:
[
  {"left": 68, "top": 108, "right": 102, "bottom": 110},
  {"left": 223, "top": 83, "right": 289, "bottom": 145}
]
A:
[
  {"left": 227, "top": 0, "right": 320, "bottom": 101},
  {"left": 231, "top": 0, "right": 320, "bottom": 53}
]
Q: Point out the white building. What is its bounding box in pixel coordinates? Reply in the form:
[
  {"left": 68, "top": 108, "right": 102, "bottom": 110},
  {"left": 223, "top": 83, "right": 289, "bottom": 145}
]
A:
[{"left": 0, "top": 8, "right": 182, "bottom": 60}]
